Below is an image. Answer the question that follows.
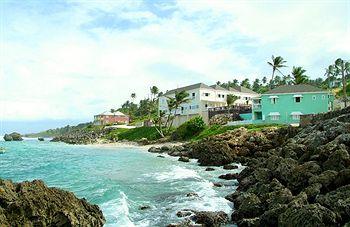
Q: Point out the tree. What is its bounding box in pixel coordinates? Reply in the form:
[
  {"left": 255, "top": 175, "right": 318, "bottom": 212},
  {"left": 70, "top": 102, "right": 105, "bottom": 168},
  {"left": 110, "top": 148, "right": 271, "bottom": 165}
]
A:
[
  {"left": 240, "top": 78, "right": 251, "bottom": 89},
  {"left": 131, "top": 93, "right": 136, "bottom": 103},
  {"left": 291, "top": 66, "right": 309, "bottom": 84},
  {"left": 252, "top": 79, "right": 261, "bottom": 92},
  {"left": 324, "top": 65, "right": 336, "bottom": 89},
  {"left": 267, "top": 55, "right": 287, "bottom": 88},
  {"left": 154, "top": 90, "right": 190, "bottom": 137},
  {"left": 226, "top": 94, "right": 239, "bottom": 114},
  {"left": 150, "top": 86, "right": 159, "bottom": 101},
  {"left": 110, "top": 109, "right": 116, "bottom": 114},
  {"left": 262, "top": 76, "right": 268, "bottom": 84},
  {"left": 334, "top": 58, "right": 350, "bottom": 107}
]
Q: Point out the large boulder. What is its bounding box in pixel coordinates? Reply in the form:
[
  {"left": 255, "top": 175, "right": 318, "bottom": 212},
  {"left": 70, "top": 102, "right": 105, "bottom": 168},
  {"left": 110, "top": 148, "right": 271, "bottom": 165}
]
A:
[
  {"left": 192, "top": 211, "right": 228, "bottom": 226},
  {"left": 3, "top": 132, "right": 23, "bottom": 141},
  {"left": 278, "top": 203, "right": 337, "bottom": 227},
  {"left": 0, "top": 179, "right": 105, "bottom": 226}
]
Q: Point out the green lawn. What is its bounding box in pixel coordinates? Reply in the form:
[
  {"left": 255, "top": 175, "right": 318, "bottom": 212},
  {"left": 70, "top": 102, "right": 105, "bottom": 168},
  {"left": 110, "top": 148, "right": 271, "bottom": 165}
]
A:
[
  {"left": 190, "top": 124, "right": 283, "bottom": 141},
  {"left": 105, "top": 127, "right": 161, "bottom": 141}
]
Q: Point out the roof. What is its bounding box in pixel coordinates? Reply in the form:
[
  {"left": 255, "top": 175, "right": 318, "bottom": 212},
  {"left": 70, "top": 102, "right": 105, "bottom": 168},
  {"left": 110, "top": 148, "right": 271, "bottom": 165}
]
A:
[
  {"left": 230, "top": 85, "right": 258, "bottom": 94},
  {"left": 97, "top": 111, "right": 126, "bottom": 116},
  {"left": 210, "top": 84, "right": 227, "bottom": 91},
  {"left": 164, "top": 83, "right": 213, "bottom": 95},
  {"left": 264, "top": 84, "right": 327, "bottom": 94}
]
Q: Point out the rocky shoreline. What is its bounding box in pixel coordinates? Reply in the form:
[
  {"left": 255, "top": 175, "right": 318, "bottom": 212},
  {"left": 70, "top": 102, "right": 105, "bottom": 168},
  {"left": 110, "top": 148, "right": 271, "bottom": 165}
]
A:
[
  {"left": 148, "top": 106, "right": 350, "bottom": 226},
  {"left": 0, "top": 179, "right": 105, "bottom": 226}
]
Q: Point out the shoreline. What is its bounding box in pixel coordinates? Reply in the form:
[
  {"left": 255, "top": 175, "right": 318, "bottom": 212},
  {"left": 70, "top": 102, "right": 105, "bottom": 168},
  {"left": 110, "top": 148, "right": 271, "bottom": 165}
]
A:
[{"left": 82, "top": 140, "right": 185, "bottom": 149}]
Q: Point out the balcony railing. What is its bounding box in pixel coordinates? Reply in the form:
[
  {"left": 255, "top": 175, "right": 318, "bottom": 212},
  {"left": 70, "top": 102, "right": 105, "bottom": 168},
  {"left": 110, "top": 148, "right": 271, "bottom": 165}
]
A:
[{"left": 253, "top": 104, "right": 262, "bottom": 109}]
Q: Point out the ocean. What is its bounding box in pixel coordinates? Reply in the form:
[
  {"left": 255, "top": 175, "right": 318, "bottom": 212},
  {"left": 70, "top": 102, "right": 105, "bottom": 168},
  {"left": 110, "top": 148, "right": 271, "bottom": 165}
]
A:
[{"left": 0, "top": 139, "right": 240, "bottom": 226}]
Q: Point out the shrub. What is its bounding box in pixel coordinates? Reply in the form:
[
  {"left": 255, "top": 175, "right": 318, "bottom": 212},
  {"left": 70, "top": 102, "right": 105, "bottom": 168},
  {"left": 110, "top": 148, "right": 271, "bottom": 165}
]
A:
[{"left": 172, "top": 116, "right": 206, "bottom": 140}]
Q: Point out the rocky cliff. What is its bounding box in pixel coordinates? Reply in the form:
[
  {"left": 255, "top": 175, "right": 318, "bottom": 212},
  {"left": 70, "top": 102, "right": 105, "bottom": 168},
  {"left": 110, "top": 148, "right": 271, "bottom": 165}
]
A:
[
  {"left": 0, "top": 179, "right": 105, "bottom": 226},
  {"left": 149, "top": 106, "right": 350, "bottom": 226}
]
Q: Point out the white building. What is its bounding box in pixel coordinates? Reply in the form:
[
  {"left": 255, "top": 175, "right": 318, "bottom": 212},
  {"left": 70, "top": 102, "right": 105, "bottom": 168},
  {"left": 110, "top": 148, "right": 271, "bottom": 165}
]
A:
[{"left": 158, "top": 83, "right": 259, "bottom": 126}]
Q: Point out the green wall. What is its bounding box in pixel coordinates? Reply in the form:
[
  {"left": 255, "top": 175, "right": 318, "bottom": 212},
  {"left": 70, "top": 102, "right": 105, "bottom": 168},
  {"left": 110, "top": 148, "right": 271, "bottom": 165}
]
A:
[{"left": 253, "top": 92, "right": 333, "bottom": 124}]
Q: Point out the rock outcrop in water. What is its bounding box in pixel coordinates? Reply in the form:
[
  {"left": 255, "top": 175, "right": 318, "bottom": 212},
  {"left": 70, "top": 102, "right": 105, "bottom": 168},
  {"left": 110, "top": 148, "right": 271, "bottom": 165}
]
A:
[
  {"left": 3, "top": 132, "right": 23, "bottom": 141},
  {"left": 51, "top": 128, "right": 112, "bottom": 144},
  {"left": 0, "top": 179, "right": 105, "bottom": 226}
]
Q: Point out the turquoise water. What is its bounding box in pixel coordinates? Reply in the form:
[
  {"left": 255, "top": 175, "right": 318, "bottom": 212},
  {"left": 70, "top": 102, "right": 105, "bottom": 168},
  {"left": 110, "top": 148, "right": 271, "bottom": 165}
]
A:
[{"left": 0, "top": 139, "right": 241, "bottom": 226}]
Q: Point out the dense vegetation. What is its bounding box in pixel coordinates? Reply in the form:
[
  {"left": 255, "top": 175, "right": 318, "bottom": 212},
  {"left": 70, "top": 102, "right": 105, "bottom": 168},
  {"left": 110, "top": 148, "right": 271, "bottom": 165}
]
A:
[
  {"left": 25, "top": 122, "right": 92, "bottom": 138},
  {"left": 105, "top": 127, "right": 161, "bottom": 141},
  {"left": 171, "top": 116, "right": 206, "bottom": 140}
]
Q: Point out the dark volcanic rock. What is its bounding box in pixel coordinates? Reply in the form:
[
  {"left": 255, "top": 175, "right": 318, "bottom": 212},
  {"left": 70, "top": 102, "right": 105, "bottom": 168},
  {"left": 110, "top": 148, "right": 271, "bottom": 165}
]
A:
[
  {"left": 38, "top": 137, "right": 45, "bottom": 141},
  {"left": 0, "top": 179, "right": 105, "bottom": 226},
  {"left": 3, "top": 132, "right": 23, "bottom": 141},
  {"left": 205, "top": 167, "right": 215, "bottom": 171},
  {"left": 188, "top": 107, "right": 350, "bottom": 226},
  {"left": 148, "top": 146, "right": 162, "bottom": 153},
  {"left": 178, "top": 156, "right": 190, "bottom": 162},
  {"left": 192, "top": 211, "right": 228, "bottom": 226},
  {"left": 223, "top": 164, "right": 239, "bottom": 170},
  {"left": 139, "top": 205, "right": 151, "bottom": 210},
  {"left": 218, "top": 173, "right": 239, "bottom": 180}
]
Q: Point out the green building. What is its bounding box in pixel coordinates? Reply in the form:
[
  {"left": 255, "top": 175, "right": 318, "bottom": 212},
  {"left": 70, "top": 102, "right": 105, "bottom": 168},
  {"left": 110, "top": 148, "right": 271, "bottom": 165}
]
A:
[{"left": 252, "top": 85, "right": 334, "bottom": 125}]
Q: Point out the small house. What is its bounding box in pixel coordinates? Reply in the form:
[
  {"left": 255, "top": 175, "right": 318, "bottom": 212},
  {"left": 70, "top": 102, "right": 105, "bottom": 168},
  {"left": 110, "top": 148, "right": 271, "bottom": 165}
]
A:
[
  {"left": 94, "top": 111, "right": 129, "bottom": 125},
  {"left": 252, "top": 84, "right": 334, "bottom": 125}
]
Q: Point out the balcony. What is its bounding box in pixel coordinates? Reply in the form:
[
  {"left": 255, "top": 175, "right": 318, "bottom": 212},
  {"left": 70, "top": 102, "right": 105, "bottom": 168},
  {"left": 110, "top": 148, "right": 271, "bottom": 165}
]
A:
[{"left": 253, "top": 104, "right": 262, "bottom": 110}]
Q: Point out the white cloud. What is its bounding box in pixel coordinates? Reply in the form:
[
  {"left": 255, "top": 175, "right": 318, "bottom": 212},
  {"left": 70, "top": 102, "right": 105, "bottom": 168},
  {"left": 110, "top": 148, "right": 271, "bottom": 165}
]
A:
[{"left": 1, "top": 0, "right": 349, "bottom": 121}]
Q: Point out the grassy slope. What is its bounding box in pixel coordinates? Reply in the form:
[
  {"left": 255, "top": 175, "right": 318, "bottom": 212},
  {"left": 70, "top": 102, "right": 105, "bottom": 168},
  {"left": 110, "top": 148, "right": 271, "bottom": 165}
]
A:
[
  {"left": 190, "top": 124, "right": 283, "bottom": 141},
  {"left": 105, "top": 127, "right": 161, "bottom": 141}
]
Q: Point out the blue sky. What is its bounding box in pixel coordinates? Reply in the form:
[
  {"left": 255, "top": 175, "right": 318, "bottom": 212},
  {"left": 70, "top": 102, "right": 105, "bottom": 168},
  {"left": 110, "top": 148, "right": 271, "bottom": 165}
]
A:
[{"left": 1, "top": 0, "right": 350, "bottom": 133}]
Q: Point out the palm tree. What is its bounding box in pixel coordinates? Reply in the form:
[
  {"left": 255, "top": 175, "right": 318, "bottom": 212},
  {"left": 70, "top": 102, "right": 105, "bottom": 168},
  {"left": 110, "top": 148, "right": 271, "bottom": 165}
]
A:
[
  {"left": 334, "top": 58, "right": 350, "bottom": 107},
  {"left": 226, "top": 94, "right": 239, "bottom": 114},
  {"left": 324, "top": 65, "right": 336, "bottom": 89},
  {"left": 291, "top": 66, "right": 309, "bottom": 84},
  {"left": 267, "top": 55, "right": 287, "bottom": 88},
  {"left": 110, "top": 108, "right": 116, "bottom": 114},
  {"left": 167, "top": 90, "right": 190, "bottom": 133},
  {"left": 131, "top": 93, "right": 136, "bottom": 103},
  {"left": 150, "top": 86, "right": 159, "bottom": 101}
]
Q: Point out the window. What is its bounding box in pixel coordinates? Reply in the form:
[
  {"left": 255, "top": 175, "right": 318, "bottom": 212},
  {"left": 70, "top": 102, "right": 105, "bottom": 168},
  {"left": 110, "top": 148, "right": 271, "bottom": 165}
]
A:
[
  {"left": 271, "top": 115, "right": 279, "bottom": 121},
  {"left": 192, "top": 93, "right": 196, "bottom": 97},
  {"left": 295, "top": 97, "right": 301, "bottom": 103},
  {"left": 322, "top": 95, "right": 326, "bottom": 100},
  {"left": 292, "top": 115, "right": 300, "bottom": 120},
  {"left": 271, "top": 98, "right": 277, "bottom": 104},
  {"left": 204, "top": 93, "right": 210, "bottom": 96},
  {"left": 222, "top": 95, "right": 225, "bottom": 98},
  {"left": 205, "top": 104, "right": 208, "bottom": 108},
  {"left": 218, "top": 94, "right": 221, "bottom": 98},
  {"left": 312, "top": 95, "right": 316, "bottom": 100}
]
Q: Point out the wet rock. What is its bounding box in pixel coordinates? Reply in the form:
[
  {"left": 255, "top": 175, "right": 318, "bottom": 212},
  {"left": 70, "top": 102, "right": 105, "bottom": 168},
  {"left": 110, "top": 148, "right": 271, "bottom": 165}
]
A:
[
  {"left": 218, "top": 173, "right": 239, "bottom": 180},
  {"left": 176, "top": 209, "right": 194, "bottom": 217},
  {"left": 223, "top": 164, "right": 239, "bottom": 170},
  {"left": 138, "top": 138, "right": 149, "bottom": 145},
  {"left": 38, "top": 137, "right": 45, "bottom": 141},
  {"left": 0, "top": 178, "right": 105, "bottom": 226},
  {"left": 237, "top": 217, "right": 260, "bottom": 227},
  {"left": 205, "top": 167, "right": 215, "bottom": 171},
  {"left": 157, "top": 155, "right": 165, "bottom": 158},
  {"left": 178, "top": 156, "right": 190, "bottom": 162},
  {"left": 139, "top": 205, "right": 151, "bottom": 210},
  {"left": 148, "top": 146, "right": 162, "bottom": 153},
  {"left": 213, "top": 183, "right": 223, "bottom": 187},
  {"left": 186, "top": 192, "right": 198, "bottom": 197},
  {"left": 192, "top": 211, "right": 228, "bottom": 226},
  {"left": 161, "top": 145, "right": 172, "bottom": 151}
]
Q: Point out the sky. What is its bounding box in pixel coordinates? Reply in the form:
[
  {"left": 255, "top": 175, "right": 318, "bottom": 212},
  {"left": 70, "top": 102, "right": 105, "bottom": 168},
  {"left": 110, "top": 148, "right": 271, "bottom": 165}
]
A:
[{"left": 0, "top": 0, "right": 350, "bottom": 133}]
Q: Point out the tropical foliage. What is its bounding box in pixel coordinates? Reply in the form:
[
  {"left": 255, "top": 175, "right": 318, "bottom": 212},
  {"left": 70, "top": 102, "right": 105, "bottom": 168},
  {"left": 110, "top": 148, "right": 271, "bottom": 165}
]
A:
[
  {"left": 267, "top": 55, "right": 287, "bottom": 87},
  {"left": 172, "top": 116, "right": 206, "bottom": 140},
  {"left": 291, "top": 66, "right": 309, "bottom": 84}
]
